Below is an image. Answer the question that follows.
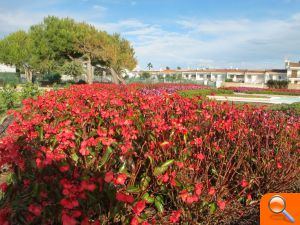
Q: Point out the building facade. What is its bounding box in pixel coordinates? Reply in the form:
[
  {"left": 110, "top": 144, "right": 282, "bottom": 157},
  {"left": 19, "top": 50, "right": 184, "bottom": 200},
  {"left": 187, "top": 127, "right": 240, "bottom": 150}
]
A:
[
  {"left": 0, "top": 64, "right": 16, "bottom": 73},
  {"left": 137, "top": 60, "right": 300, "bottom": 87}
]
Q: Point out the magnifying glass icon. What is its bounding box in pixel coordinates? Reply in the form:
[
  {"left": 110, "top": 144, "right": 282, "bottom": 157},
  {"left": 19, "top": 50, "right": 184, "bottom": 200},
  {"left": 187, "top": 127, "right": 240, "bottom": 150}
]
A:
[{"left": 268, "top": 195, "right": 295, "bottom": 223}]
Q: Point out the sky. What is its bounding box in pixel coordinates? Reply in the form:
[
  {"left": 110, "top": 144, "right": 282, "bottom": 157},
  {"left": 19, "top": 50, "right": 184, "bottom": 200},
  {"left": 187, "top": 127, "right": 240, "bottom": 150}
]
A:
[{"left": 1, "top": 0, "right": 300, "bottom": 70}]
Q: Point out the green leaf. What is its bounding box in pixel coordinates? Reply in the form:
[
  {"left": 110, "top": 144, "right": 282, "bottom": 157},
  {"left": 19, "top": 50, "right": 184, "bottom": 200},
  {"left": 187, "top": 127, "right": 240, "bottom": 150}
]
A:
[
  {"left": 154, "top": 196, "right": 164, "bottom": 213},
  {"left": 140, "top": 176, "right": 151, "bottom": 191},
  {"left": 209, "top": 202, "right": 217, "bottom": 214},
  {"left": 142, "top": 193, "right": 154, "bottom": 204},
  {"left": 126, "top": 186, "right": 140, "bottom": 193},
  {"left": 147, "top": 155, "right": 154, "bottom": 165},
  {"left": 153, "top": 159, "right": 174, "bottom": 176},
  {"left": 118, "top": 162, "right": 128, "bottom": 174},
  {"left": 71, "top": 153, "right": 79, "bottom": 163},
  {"left": 98, "top": 146, "right": 113, "bottom": 169}
]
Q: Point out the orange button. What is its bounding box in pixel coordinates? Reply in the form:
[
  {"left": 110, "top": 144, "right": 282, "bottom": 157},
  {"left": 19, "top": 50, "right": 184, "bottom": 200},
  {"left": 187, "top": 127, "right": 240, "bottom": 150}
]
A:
[{"left": 261, "top": 193, "right": 300, "bottom": 224}]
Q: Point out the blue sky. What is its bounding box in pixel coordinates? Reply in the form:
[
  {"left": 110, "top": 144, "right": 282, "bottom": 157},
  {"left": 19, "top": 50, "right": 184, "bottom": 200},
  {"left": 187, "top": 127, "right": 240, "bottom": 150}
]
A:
[{"left": 1, "top": 0, "right": 300, "bottom": 69}]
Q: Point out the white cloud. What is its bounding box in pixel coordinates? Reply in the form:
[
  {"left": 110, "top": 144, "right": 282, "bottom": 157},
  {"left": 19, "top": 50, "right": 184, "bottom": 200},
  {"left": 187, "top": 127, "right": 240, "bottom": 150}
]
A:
[
  {"left": 1, "top": 1, "right": 300, "bottom": 70},
  {"left": 95, "top": 14, "right": 300, "bottom": 69},
  {"left": 92, "top": 5, "right": 107, "bottom": 12}
]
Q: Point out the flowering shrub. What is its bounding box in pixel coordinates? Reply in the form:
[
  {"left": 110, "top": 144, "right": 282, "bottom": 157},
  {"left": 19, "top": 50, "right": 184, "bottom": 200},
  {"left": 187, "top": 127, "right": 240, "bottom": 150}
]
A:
[
  {"left": 0, "top": 84, "right": 299, "bottom": 225},
  {"left": 222, "top": 86, "right": 300, "bottom": 95}
]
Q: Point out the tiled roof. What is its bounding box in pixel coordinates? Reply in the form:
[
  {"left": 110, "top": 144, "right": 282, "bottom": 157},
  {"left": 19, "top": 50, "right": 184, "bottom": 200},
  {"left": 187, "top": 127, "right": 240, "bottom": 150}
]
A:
[{"left": 289, "top": 62, "right": 300, "bottom": 67}]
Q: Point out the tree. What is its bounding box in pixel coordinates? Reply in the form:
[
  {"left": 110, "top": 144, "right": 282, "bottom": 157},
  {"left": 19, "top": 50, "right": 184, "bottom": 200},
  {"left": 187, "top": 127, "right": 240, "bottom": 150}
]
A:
[
  {"left": 29, "top": 16, "right": 80, "bottom": 74},
  {"left": 0, "top": 16, "right": 137, "bottom": 84},
  {"left": 60, "top": 61, "right": 84, "bottom": 77},
  {"left": 177, "top": 66, "right": 181, "bottom": 70},
  {"left": 0, "top": 31, "right": 34, "bottom": 82},
  {"left": 140, "top": 71, "right": 151, "bottom": 79},
  {"left": 147, "top": 62, "right": 153, "bottom": 70},
  {"left": 166, "top": 66, "right": 170, "bottom": 70},
  {"left": 102, "top": 34, "right": 137, "bottom": 84}
]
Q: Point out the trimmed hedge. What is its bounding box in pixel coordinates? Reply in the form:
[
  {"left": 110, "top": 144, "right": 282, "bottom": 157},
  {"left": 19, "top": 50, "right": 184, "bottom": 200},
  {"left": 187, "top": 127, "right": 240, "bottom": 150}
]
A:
[{"left": 0, "top": 73, "right": 20, "bottom": 86}]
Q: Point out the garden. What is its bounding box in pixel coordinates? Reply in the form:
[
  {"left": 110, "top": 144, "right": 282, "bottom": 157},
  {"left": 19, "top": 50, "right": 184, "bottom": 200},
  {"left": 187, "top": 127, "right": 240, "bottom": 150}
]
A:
[{"left": 0, "top": 83, "right": 299, "bottom": 225}]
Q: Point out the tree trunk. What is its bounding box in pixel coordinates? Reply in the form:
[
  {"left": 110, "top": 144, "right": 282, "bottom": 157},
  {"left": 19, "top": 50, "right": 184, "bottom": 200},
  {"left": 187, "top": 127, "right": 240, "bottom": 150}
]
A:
[
  {"left": 86, "top": 58, "right": 94, "bottom": 84},
  {"left": 24, "top": 67, "right": 33, "bottom": 83},
  {"left": 110, "top": 67, "right": 126, "bottom": 84}
]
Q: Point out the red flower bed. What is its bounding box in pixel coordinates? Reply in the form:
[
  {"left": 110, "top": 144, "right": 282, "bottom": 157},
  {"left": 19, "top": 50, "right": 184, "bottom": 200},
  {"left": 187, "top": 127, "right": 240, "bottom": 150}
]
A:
[{"left": 0, "top": 84, "right": 299, "bottom": 224}]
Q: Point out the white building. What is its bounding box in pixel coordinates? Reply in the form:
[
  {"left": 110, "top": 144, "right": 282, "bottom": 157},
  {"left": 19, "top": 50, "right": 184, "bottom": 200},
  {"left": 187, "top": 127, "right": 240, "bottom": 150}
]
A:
[
  {"left": 0, "top": 64, "right": 16, "bottom": 73},
  {"left": 286, "top": 61, "right": 300, "bottom": 84},
  {"left": 138, "top": 60, "right": 300, "bottom": 87}
]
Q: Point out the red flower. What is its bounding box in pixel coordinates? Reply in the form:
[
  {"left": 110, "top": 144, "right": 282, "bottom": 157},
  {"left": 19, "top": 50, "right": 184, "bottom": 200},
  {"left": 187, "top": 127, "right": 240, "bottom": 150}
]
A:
[
  {"left": 28, "top": 204, "right": 42, "bottom": 217},
  {"left": 59, "top": 165, "right": 70, "bottom": 173},
  {"left": 79, "top": 147, "right": 90, "bottom": 156},
  {"left": 195, "top": 153, "right": 205, "bottom": 161},
  {"left": 186, "top": 195, "right": 199, "bottom": 204},
  {"left": 170, "top": 210, "right": 181, "bottom": 223},
  {"left": 217, "top": 200, "right": 226, "bottom": 210},
  {"left": 133, "top": 200, "right": 146, "bottom": 216},
  {"left": 277, "top": 162, "right": 283, "bottom": 169},
  {"left": 241, "top": 179, "right": 248, "bottom": 188},
  {"left": 159, "top": 173, "right": 169, "bottom": 183},
  {"left": 131, "top": 217, "right": 139, "bottom": 225},
  {"left": 116, "top": 192, "right": 134, "bottom": 203},
  {"left": 0, "top": 183, "right": 8, "bottom": 192},
  {"left": 104, "top": 171, "right": 114, "bottom": 183},
  {"left": 71, "top": 210, "right": 82, "bottom": 218},
  {"left": 114, "top": 173, "right": 127, "bottom": 185},
  {"left": 208, "top": 187, "right": 216, "bottom": 196},
  {"left": 194, "top": 137, "right": 203, "bottom": 146},
  {"left": 175, "top": 161, "right": 184, "bottom": 168},
  {"left": 60, "top": 199, "right": 79, "bottom": 209},
  {"left": 179, "top": 190, "right": 189, "bottom": 202},
  {"left": 195, "top": 183, "right": 203, "bottom": 196},
  {"left": 62, "top": 213, "right": 77, "bottom": 225},
  {"left": 81, "top": 180, "right": 96, "bottom": 192}
]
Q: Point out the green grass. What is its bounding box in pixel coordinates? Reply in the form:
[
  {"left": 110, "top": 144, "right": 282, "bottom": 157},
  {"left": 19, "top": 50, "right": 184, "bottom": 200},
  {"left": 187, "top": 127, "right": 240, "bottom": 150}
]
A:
[
  {"left": 243, "top": 90, "right": 300, "bottom": 96},
  {"left": 179, "top": 89, "right": 234, "bottom": 98},
  {"left": 270, "top": 102, "right": 300, "bottom": 115}
]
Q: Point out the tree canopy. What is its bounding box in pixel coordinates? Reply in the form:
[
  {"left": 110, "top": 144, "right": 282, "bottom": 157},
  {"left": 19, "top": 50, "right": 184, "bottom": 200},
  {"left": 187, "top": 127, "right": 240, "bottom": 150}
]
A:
[{"left": 0, "top": 16, "right": 137, "bottom": 84}]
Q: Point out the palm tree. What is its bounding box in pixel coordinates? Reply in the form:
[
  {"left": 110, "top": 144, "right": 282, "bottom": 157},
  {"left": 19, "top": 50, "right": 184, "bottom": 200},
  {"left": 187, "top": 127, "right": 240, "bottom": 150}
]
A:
[{"left": 147, "top": 62, "right": 153, "bottom": 70}]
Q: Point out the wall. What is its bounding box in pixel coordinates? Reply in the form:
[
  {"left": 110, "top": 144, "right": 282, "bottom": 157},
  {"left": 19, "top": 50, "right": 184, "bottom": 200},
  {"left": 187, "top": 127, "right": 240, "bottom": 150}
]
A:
[
  {"left": 288, "top": 83, "right": 300, "bottom": 90},
  {"left": 221, "top": 82, "right": 266, "bottom": 88},
  {"left": 0, "top": 64, "right": 16, "bottom": 73}
]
